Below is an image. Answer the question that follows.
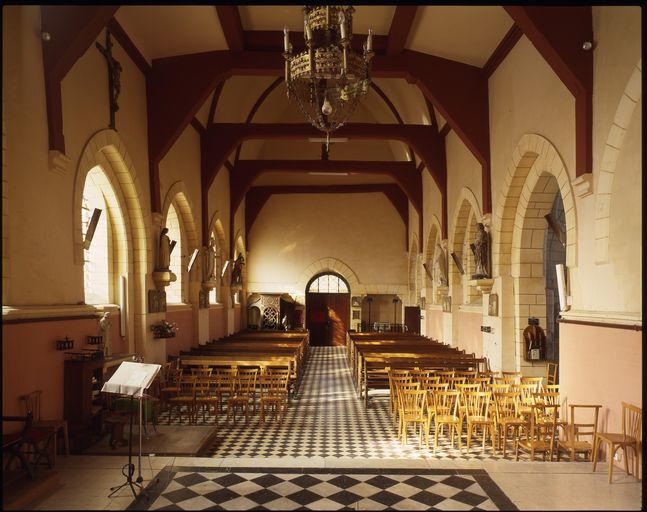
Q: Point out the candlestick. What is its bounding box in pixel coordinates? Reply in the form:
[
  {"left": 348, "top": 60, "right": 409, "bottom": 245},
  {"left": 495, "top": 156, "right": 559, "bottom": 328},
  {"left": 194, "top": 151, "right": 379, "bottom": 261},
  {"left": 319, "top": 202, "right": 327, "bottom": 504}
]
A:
[
  {"left": 283, "top": 26, "right": 290, "bottom": 53},
  {"left": 367, "top": 27, "right": 373, "bottom": 52}
]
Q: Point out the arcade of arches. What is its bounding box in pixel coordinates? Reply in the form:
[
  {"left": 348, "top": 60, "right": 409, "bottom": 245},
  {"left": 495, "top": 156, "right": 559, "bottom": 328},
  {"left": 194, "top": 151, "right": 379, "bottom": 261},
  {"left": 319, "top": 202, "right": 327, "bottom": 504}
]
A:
[{"left": 1, "top": 5, "right": 642, "bottom": 511}]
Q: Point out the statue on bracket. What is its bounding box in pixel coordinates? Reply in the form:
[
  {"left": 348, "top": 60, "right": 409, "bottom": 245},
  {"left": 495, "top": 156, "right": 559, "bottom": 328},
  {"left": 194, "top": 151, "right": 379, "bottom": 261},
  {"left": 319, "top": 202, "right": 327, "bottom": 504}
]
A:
[
  {"left": 471, "top": 223, "right": 490, "bottom": 279},
  {"left": 231, "top": 254, "right": 245, "bottom": 286},
  {"left": 203, "top": 237, "right": 217, "bottom": 283},
  {"left": 98, "top": 312, "right": 111, "bottom": 358},
  {"left": 157, "top": 227, "right": 172, "bottom": 271},
  {"left": 433, "top": 242, "right": 448, "bottom": 287}
]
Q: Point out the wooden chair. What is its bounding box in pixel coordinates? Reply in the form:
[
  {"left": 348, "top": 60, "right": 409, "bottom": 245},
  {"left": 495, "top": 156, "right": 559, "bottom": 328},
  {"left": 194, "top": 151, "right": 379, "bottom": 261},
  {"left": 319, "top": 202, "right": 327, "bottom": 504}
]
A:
[
  {"left": 19, "top": 390, "right": 69, "bottom": 464},
  {"left": 259, "top": 373, "right": 289, "bottom": 425},
  {"left": 445, "top": 376, "right": 466, "bottom": 391},
  {"left": 388, "top": 371, "right": 412, "bottom": 426},
  {"left": 493, "top": 376, "right": 517, "bottom": 387},
  {"left": 492, "top": 392, "right": 525, "bottom": 458},
  {"left": 398, "top": 388, "right": 429, "bottom": 448},
  {"left": 516, "top": 403, "right": 559, "bottom": 462},
  {"left": 478, "top": 371, "right": 497, "bottom": 383},
  {"left": 593, "top": 402, "right": 642, "bottom": 483},
  {"left": 456, "top": 383, "right": 481, "bottom": 428},
  {"left": 160, "top": 368, "right": 183, "bottom": 414},
  {"left": 432, "top": 390, "right": 461, "bottom": 454},
  {"left": 501, "top": 371, "right": 522, "bottom": 383},
  {"left": 546, "top": 362, "right": 558, "bottom": 386},
  {"left": 464, "top": 391, "right": 496, "bottom": 454},
  {"left": 557, "top": 404, "right": 601, "bottom": 462},
  {"left": 194, "top": 376, "right": 219, "bottom": 423},
  {"left": 489, "top": 383, "right": 511, "bottom": 395},
  {"left": 395, "top": 381, "right": 420, "bottom": 438},
  {"left": 520, "top": 376, "right": 544, "bottom": 391},
  {"left": 435, "top": 370, "right": 455, "bottom": 383},
  {"left": 227, "top": 369, "right": 258, "bottom": 424},
  {"left": 421, "top": 382, "right": 449, "bottom": 430},
  {"left": 3, "top": 413, "right": 35, "bottom": 481},
  {"left": 455, "top": 370, "right": 478, "bottom": 379},
  {"left": 467, "top": 376, "right": 490, "bottom": 391},
  {"left": 167, "top": 375, "right": 197, "bottom": 424},
  {"left": 215, "top": 368, "right": 237, "bottom": 413},
  {"left": 190, "top": 366, "right": 213, "bottom": 377}
]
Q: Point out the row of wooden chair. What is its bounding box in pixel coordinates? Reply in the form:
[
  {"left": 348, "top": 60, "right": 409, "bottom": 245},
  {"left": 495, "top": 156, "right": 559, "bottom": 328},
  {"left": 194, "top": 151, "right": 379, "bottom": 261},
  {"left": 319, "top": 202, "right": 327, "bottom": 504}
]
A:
[{"left": 159, "top": 366, "right": 290, "bottom": 425}]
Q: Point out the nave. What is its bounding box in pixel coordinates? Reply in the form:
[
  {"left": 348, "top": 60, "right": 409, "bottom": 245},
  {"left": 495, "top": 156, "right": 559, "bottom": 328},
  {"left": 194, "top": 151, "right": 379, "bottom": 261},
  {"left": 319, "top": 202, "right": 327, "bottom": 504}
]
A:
[{"left": 31, "top": 347, "right": 642, "bottom": 511}]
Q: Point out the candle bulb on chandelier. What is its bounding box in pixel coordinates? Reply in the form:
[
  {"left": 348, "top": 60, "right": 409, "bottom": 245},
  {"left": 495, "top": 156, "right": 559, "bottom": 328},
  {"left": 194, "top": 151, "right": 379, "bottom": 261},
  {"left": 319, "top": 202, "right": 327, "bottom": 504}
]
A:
[
  {"left": 366, "top": 27, "right": 373, "bottom": 52},
  {"left": 283, "top": 26, "right": 290, "bottom": 52},
  {"left": 339, "top": 11, "right": 347, "bottom": 39}
]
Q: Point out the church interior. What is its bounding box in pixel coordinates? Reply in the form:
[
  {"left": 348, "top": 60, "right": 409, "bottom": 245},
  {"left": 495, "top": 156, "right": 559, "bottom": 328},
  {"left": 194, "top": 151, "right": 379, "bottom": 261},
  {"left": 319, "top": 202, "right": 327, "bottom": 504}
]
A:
[{"left": 1, "top": 5, "right": 643, "bottom": 511}]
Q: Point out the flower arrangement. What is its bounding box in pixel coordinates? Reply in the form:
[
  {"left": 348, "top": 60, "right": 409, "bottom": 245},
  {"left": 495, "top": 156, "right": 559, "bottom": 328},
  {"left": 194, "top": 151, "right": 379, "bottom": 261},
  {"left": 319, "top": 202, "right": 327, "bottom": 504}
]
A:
[{"left": 151, "top": 320, "right": 178, "bottom": 339}]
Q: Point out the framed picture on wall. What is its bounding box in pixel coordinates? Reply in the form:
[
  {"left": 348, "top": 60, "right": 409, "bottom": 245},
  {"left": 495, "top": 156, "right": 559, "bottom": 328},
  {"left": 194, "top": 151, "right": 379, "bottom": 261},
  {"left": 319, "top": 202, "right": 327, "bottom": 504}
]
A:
[
  {"left": 352, "top": 310, "right": 360, "bottom": 320},
  {"left": 351, "top": 296, "right": 361, "bottom": 307}
]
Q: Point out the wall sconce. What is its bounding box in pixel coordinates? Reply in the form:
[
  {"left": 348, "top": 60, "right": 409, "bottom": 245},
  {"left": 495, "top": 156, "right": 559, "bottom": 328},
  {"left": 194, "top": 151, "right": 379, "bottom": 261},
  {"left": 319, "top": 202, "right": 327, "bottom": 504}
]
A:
[
  {"left": 87, "top": 335, "right": 103, "bottom": 345},
  {"left": 56, "top": 336, "right": 74, "bottom": 350}
]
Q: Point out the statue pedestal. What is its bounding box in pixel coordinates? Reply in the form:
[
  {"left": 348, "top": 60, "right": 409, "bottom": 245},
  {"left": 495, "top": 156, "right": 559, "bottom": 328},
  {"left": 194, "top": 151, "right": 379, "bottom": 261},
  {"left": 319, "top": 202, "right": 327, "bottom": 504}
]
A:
[
  {"left": 434, "top": 285, "right": 449, "bottom": 304},
  {"left": 152, "top": 270, "right": 177, "bottom": 291},
  {"left": 469, "top": 278, "right": 495, "bottom": 295},
  {"left": 202, "top": 279, "right": 218, "bottom": 292}
]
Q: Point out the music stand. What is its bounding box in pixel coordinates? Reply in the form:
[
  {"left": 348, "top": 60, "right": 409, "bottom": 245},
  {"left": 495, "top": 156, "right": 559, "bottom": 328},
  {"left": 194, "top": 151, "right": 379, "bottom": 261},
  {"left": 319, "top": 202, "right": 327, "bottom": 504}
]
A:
[{"left": 102, "top": 361, "right": 161, "bottom": 499}]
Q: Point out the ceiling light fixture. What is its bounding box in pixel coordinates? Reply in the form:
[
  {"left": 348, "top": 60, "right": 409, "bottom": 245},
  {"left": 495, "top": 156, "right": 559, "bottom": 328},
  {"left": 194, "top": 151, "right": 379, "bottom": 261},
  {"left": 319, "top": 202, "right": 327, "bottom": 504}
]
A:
[{"left": 283, "top": 6, "right": 374, "bottom": 147}]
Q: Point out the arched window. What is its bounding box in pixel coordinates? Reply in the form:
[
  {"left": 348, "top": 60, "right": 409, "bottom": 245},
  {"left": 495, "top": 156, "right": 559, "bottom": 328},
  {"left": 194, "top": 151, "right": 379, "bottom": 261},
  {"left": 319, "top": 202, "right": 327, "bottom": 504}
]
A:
[
  {"left": 82, "top": 167, "right": 110, "bottom": 304},
  {"left": 165, "top": 203, "right": 183, "bottom": 303},
  {"left": 208, "top": 232, "right": 220, "bottom": 304},
  {"left": 307, "top": 273, "right": 349, "bottom": 293}
]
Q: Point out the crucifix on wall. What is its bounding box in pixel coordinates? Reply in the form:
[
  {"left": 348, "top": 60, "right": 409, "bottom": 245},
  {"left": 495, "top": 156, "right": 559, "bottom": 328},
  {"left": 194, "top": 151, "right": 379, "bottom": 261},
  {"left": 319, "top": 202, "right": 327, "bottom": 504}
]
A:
[{"left": 96, "top": 31, "right": 122, "bottom": 130}]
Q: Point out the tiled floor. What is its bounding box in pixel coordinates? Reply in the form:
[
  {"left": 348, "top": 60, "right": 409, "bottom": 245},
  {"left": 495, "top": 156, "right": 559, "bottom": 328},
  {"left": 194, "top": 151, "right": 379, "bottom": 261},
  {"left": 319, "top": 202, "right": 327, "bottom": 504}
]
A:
[{"left": 29, "top": 347, "right": 642, "bottom": 510}]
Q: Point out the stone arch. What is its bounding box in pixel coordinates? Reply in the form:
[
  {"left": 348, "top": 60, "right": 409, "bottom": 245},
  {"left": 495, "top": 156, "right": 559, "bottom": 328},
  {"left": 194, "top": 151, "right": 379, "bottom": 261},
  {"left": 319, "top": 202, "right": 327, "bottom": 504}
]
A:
[
  {"left": 297, "top": 257, "right": 360, "bottom": 295},
  {"left": 424, "top": 215, "right": 442, "bottom": 288},
  {"left": 594, "top": 59, "right": 642, "bottom": 263},
  {"left": 161, "top": 181, "right": 199, "bottom": 254},
  {"left": 493, "top": 134, "right": 577, "bottom": 277},
  {"left": 207, "top": 211, "right": 228, "bottom": 255},
  {"left": 449, "top": 187, "right": 482, "bottom": 305},
  {"left": 73, "top": 129, "right": 148, "bottom": 355},
  {"left": 161, "top": 182, "right": 199, "bottom": 303}
]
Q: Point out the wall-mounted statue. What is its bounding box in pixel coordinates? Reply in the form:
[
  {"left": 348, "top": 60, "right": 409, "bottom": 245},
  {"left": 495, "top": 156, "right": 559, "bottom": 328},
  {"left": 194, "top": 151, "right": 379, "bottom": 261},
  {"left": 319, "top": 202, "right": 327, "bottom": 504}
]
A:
[
  {"left": 157, "top": 227, "right": 171, "bottom": 271},
  {"left": 99, "top": 311, "right": 111, "bottom": 358},
  {"left": 472, "top": 222, "right": 490, "bottom": 279},
  {"left": 433, "top": 242, "right": 448, "bottom": 287},
  {"left": 203, "top": 237, "right": 217, "bottom": 282},
  {"left": 231, "top": 254, "right": 245, "bottom": 286}
]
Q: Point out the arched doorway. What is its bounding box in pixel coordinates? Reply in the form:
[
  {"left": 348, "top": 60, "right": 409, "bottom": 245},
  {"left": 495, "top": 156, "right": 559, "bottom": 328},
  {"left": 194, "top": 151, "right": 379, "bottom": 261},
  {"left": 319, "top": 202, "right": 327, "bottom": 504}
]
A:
[{"left": 305, "top": 272, "right": 350, "bottom": 346}]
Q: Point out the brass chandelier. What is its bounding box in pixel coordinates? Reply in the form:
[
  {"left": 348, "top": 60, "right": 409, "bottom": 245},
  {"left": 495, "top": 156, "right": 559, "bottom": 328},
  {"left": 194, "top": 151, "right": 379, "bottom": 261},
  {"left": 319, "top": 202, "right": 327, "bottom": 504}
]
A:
[{"left": 283, "top": 6, "right": 374, "bottom": 139}]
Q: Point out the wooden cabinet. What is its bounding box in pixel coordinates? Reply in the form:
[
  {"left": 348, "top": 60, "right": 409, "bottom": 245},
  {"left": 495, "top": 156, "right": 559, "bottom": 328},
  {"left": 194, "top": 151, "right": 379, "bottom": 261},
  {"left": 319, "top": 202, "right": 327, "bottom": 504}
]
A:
[
  {"left": 64, "top": 358, "right": 105, "bottom": 453},
  {"left": 63, "top": 354, "right": 133, "bottom": 453}
]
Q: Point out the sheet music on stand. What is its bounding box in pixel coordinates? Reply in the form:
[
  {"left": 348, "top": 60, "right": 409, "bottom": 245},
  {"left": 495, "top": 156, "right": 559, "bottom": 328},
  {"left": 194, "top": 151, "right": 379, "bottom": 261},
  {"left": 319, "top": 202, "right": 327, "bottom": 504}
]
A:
[
  {"left": 102, "top": 361, "right": 161, "bottom": 397},
  {"left": 102, "top": 361, "right": 161, "bottom": 499}
]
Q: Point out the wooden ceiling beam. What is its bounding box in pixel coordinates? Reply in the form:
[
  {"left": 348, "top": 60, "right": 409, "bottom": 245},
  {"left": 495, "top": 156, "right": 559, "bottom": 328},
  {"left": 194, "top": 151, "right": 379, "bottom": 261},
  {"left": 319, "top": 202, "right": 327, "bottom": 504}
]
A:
[
  {"left": 147, "top": 49, "right": 484, "bottom": 211},
  {"left": 230, "top": 159, "right": 420, "bottom": 217},
  {"left": 215, "top": 6, "right": 245, "bottom": 52},
  {"left": 505, "top": 6, "right": 593, "bottom": 176},
  {"left": 386, "top": 6, "right": 418, "bottom": 55}
]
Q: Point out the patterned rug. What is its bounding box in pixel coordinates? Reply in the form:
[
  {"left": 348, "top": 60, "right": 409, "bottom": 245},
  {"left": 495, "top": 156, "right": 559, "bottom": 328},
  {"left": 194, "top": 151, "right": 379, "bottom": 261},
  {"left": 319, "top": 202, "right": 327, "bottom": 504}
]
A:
[{"left": 128, "top": 466, "right": 517, "bottom": 511}]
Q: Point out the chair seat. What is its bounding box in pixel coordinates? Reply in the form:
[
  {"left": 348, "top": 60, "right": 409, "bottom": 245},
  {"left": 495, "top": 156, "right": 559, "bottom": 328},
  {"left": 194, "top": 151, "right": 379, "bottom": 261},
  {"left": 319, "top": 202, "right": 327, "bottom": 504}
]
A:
[
  {"left": 435, "top": 414, "right": 460, "bottom": 423},
  {"left": 597, "top": 433, "right": 637, "bottom": 444},
  {"left": 559, "top": 440, "right": 593, "bottom": 450}
]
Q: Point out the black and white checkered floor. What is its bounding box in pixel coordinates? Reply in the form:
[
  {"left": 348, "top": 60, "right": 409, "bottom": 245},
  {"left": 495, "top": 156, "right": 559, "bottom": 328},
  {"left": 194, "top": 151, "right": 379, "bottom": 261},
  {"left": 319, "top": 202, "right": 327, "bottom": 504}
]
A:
[
  {"left": 135, "top": 347, "right": 523, "bottom": 510},
  {"left": 130, "top": 466, "right": 517, "bottom": 511},
  {"left": 158, "top": 346, "right": 503, "bottom": 460}
]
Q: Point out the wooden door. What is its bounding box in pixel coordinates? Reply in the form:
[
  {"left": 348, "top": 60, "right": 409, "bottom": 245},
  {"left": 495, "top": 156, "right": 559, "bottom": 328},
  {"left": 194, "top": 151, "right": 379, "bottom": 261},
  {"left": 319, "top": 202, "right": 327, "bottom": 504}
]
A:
[
  {"left": 306, "top": 293, "right": 350, "bottom": 346},
  {"left": 404, "top": 306, "right": 421, "bottom": 334}
]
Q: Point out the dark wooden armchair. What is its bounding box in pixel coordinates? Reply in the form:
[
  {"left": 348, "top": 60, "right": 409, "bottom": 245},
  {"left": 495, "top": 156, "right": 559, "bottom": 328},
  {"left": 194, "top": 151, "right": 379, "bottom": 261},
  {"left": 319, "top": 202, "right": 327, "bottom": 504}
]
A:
[{"left": 3, "top": 412, "right": 34, "bottom": 482}]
